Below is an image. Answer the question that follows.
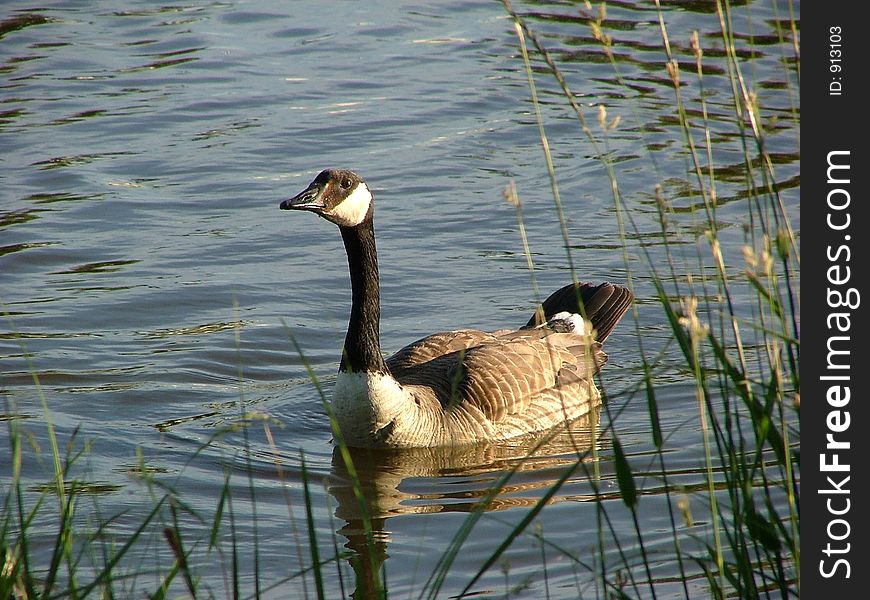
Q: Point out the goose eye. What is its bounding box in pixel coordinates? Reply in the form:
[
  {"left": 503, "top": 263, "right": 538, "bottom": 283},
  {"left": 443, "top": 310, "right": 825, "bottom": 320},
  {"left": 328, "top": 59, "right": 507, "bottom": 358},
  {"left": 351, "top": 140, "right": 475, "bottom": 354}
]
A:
[{"left": 340, "top": 178, "right": 352, "bottom": 189}]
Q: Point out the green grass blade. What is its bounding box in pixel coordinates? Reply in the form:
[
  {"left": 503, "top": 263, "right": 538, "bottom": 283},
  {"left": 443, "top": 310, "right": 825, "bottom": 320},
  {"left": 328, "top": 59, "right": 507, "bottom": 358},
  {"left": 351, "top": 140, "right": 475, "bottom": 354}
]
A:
[
  {"left": 300, "top": 451, "right": 326, "bottom": 600},
  {"left": 611, "top": 435, "right": 637, "bottom": 509},
  {"left": 457, "top": 459, "right": 582, "bottom": 598}
]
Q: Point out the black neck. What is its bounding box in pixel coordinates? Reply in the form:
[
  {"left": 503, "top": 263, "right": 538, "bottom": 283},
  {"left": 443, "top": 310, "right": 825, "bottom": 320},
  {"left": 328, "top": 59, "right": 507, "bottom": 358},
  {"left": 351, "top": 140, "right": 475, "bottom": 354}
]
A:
[{"left": 339, "top": 219, "right": 387, "bottom": 374}]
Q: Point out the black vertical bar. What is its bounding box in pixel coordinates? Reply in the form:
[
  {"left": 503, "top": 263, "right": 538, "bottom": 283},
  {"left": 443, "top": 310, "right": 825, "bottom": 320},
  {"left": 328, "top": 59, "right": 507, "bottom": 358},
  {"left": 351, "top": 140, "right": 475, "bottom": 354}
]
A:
[{"left": 803, "top": 2, "right": 866, "bottom": 596}]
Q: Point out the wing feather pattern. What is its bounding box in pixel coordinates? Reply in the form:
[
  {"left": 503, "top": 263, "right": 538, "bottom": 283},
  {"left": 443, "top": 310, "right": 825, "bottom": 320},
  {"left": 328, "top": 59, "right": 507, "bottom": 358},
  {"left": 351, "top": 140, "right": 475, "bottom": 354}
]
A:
[
  {"left": 453, "top": 335, "right": 606, "bottom": 422},
  {"left": 387, "top": 329, "right": 494, "bottom": 373}
]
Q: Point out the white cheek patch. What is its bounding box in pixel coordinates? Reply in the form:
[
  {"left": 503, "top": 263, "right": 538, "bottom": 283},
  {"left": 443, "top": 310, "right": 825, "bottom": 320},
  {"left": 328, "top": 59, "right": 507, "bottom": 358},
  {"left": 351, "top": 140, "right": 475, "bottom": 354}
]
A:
[{"left": 326, "top": 183, "right": 373, "bottom": 227}]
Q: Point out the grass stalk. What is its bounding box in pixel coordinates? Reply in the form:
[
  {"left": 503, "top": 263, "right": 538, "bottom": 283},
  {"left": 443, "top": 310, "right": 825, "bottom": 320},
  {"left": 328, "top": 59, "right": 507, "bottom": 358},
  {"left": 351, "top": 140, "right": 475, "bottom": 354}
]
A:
[
  {"left": 510, "top": 15, "right": 578, "bottom": 287},
  {"left": 300, "top": 451, "right": 326, "bottom": 600},
  {"left": 502, "top": 1, "right": 799, "bottom": 597},
  {"left": 282, "top": 323, "right": 385, "bottom": 599}
]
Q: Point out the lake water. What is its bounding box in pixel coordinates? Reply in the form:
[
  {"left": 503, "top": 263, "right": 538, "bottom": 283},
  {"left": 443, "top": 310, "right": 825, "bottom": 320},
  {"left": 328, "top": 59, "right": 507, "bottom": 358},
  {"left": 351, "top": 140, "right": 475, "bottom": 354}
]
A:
[{"left": 2, "top": 1, "right": 799, "bottom": 598}]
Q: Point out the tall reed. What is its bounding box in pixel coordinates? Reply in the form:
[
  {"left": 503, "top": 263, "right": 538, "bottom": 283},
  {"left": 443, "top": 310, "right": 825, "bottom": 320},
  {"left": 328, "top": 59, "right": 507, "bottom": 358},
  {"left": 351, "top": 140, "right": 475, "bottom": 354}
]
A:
[{"left": 496, "top": 0, "right": 799, "bottom": 597}]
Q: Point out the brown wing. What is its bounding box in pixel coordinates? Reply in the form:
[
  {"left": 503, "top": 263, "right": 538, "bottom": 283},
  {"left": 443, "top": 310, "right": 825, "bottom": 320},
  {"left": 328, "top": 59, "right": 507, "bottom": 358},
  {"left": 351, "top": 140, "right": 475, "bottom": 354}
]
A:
[
  {"left": 446, "top": 333, "right": 606, "bottom": 422},
  {"left": 386, "top": 329, "right": 495, "bottom": 374}
]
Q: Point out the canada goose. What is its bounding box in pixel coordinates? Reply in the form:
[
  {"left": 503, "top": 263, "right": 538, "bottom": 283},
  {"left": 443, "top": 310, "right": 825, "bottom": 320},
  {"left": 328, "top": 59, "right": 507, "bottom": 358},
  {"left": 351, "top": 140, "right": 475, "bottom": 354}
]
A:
[{"left": 280, "top": 169, "right": 633, "bottom": 448}]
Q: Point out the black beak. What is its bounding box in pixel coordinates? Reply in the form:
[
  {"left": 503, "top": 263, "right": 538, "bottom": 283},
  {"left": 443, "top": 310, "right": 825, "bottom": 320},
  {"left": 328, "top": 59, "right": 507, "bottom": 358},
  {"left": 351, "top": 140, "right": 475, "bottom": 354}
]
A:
[{"left": 280, "top": 181, "right": 325, "bottom": 211}]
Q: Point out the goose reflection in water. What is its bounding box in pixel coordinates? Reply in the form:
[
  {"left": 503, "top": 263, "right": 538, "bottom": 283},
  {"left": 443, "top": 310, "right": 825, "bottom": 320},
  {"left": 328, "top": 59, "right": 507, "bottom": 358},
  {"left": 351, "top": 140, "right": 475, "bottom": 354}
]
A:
[{"left": 326, "top": 408, "right": 606, "bottom": 599}]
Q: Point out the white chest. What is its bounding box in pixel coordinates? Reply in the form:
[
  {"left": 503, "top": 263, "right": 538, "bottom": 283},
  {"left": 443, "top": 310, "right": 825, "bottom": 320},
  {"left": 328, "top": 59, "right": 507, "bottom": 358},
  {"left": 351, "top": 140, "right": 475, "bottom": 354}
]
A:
[{"left": 331, "top": 371, "right": 411, "bottom": 445}]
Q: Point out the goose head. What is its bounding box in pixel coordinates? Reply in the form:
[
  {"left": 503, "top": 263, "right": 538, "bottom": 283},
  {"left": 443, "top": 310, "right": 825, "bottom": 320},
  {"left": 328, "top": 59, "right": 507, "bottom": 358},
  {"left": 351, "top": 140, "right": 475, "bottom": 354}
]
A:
[{"left": 280, "top": 169, "right": 373, "bottom": 228}]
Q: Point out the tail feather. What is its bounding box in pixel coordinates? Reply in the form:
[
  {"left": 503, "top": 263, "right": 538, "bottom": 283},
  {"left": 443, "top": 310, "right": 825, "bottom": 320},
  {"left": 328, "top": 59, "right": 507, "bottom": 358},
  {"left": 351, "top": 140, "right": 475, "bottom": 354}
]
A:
[{"left": 525, "top": 282, "right": 633, "bottom": 343}]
